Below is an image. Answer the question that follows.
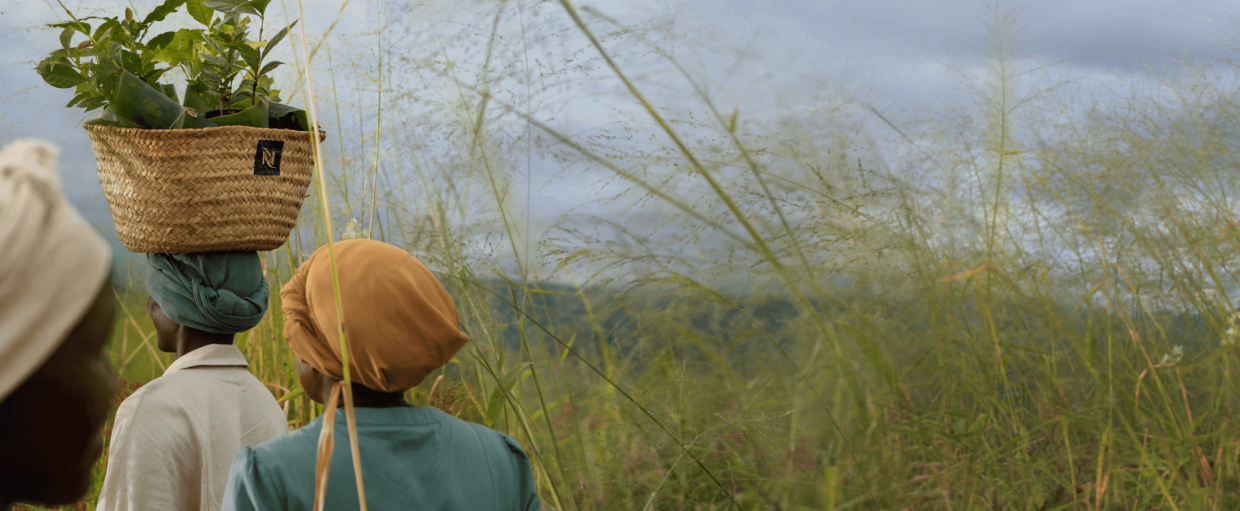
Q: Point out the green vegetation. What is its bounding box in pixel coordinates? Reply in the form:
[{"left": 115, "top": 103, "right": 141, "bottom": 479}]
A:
[
  {"left": 21, "top": 1, "right": 1240, "bottom": 510},
  {"left": 36, "top": 0, "right": 309, "bottom": 130}
]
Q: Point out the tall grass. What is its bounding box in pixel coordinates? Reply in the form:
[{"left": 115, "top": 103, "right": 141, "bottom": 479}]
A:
[{"left": 20, "top": 1, "right": 1240, "bottom": 510}]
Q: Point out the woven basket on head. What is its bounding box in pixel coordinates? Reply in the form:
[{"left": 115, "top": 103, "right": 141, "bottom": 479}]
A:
[{"left": 85, "top": 124, "right": 324, "bottom": 253}]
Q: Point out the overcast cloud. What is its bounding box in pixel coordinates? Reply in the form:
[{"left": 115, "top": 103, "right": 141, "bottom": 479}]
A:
[{"left": 1, "top": 0, "right": 1237, "bottom": 275}]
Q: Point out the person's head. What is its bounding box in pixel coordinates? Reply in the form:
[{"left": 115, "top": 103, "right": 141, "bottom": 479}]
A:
[
  {"left": 0, "top": 140, "right": 117, "bottom": 508},
  {"left": 144, "top": 251, "right": 270, "bottom": 356},
  {"left": 146, "top": 296, "right": 235, "bottom": 354},
  {"left": 0, "top": 275, "right": 118, "bottom": 507},
  {"left": 281, "top": 239, "right": 469, "bottom": 406},
  {"left": 282, "top": 239, "right": 469, "bottom": 510}
]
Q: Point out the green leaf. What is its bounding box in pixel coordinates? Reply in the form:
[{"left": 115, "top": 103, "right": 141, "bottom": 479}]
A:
[
  {"left": 203, "top": 37, "right": 225, "bottom": 57},
  {"left": 229, "top": 92, "right": 259, "bottom": 109},
  {"left": 89, "top": 37, "right": 112, "bottom": 60},
  {"left": 160, "top": 83, "right": 179, "bottom": 103},
  {"left": 264, "top": 21, "right": 295, "bottom": 55},
  {"left": 37, "top": 59, "right": 87, "bottom": 89},
  {"left": 208, "top": 100, "right": 268, "bottom": 128},
  {"left": 245, "top": 0, "right": 273, "bottom": 15},
  {"left": 106, "top": 41, "right": 123, "bottom": 66},
  {"left": 60, "top": 27, "right": 75, "bottom": 50},
  {"left": 258, "top": 60, "right": 282, "bottom": 76},
  {"left": 236, "top": 45, "right": 259, "bottom": 69},
  {"left": 95, "top": 69, "right": 121, "bottom": 93},
  {"left": 200, "top": 52, "right": 227, "bottom": 68},
  {"left": 203, "top": 0, "right": 259, "bottom": 16},
  {"left": 66, "top": 92, "right": 92, "bottom": 108},
  {"left": 183, "top": 81, "right": 213, "bottom": 113},
  {"left": 146, "top": 31, "right": 176, "bottom": 49},
  {"left": 145, "top": 68, "right": 169, "bottom": 85},
  {"left": 485, "top": 363, "right": 531, "bottom": 427},
  {"left": 77, "top": 96, "right": 108, "bottom": 112},
  {"left": 92, "top": 59, "right": 121, "bottom": 80},
  {"left": 199, "top": 69, "right": 223, "bottom": 85},
  {"left": 268, "top": 101, "right": 310, "bottom": 131},
  {"left": 112, "top": 71, "right": 217, "bottom": 129},
  {"left": 85, "top": 120, "right": 130, "bottom": 128},
  {"left": 94, "top": 19, "right": 119, "bottom": 41},
  {"left": 186, "top": 0, "right": 214, "bottom": 26},
  {"left": 216, "top": 22, "right": 237, "bottom": 39},
  {"left": 86, "top": 107, "right": 142, "bottom": 128},
  {"left": 49, "top": 21, "right": 91, "bottom": 35},
  {"left": 121, "top": 51, "right": 143, "bottom": 75},
  {"left": 148, "top": 29, "right": 202, "bottom": 66},
  {"left": 141, "top": 0, "right": 187, "bottom": 27}
]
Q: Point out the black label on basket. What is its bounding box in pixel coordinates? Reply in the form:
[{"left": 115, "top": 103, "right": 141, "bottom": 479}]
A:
[{"left": 254, "top": 140, "right": 284, "bottom": 175}]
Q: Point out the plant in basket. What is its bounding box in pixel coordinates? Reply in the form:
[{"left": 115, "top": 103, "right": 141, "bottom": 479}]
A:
[
  {"left": 37, "top": 0, "right": 315, "bottom": 131},
  {"left": 35, "top": 0, "right": 326, "bottom": 254}
]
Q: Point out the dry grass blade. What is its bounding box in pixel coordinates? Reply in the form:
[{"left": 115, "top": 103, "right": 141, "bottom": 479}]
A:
[{"left": 293, "top": 0, "right": 366, "bottom": 508}]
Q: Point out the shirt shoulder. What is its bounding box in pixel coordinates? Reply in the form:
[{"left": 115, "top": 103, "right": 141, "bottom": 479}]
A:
[
  {"left": 444, "top": 418, "right": 540, "bottom": 511},
  {"left": 220, "top": 446, "right": 286, "bottom": 511},
  {"left": 222, "top": 421, "right": 321, "bottom": 510},
  {"left": 115, "top": 374, "right": 192, "bottom": 423},
  {"left": 497, "top": 431, "right": 531, "bottom": 462},
  {"left": 440, "top": 413, "right": 532, "bottom": 462},
  {"left": 146, "top": 364, "right": 284, "bottom": 420},
  {"left": 251, "top": 418, "right": 321, "bottom": 463}
]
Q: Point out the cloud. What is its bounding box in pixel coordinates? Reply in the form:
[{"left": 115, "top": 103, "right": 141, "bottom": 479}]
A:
[{"left": 3, "top": 0, "right": 1239, "bottom": 271}]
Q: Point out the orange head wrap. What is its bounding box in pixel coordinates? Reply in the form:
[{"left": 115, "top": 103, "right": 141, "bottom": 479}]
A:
[{"left": 280, "top": 239, "right": 469, "bottom": 393}]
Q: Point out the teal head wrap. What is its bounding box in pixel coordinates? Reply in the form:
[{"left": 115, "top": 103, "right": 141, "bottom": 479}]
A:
[{"left": 146, "top": 251, "right": 270, "bottom": 335}]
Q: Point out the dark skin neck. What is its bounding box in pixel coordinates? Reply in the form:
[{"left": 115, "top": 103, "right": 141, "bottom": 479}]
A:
[
  {"left": 147, "top": 296, "right": 233, "bottom": 359},
  {"left": 297, "top": 357, "right": 412, "bottom": 408},
  {"left": 171, "top": 327, "right": 233, "bottom": 359},
  {"left": 326, "top": 382, "right": 413, "bottom": 409}
]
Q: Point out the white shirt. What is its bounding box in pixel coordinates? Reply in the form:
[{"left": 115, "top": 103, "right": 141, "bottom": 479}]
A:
[{"left": 96, "top": 344, "right": 289, "bottom": 511}]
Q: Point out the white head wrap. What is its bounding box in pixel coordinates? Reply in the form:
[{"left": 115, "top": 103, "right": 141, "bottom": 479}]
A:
[{"left": 0, "top": 140, "right": 111, "bottom": 401}]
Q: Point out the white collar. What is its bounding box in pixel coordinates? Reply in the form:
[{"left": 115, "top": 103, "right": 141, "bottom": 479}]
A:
[{"left": 164, "top": 344, "right": 250, "bottom": 375}]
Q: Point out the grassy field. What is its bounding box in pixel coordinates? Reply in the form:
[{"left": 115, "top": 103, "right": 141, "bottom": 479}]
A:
[{"left": 19, "top": 1, "right": 1240, "bottom": 510}]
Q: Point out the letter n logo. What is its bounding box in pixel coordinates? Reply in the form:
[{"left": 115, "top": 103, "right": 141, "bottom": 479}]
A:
[{"left": 254, "top": 140, "right": 285, "bottom": 175}]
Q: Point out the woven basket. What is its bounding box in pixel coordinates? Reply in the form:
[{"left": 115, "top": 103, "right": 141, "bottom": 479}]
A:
[{"left": 85, "top": 124, "right": 323, "bottom": 253}]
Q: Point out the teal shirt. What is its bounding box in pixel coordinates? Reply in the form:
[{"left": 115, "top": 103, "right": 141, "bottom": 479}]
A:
[{"left": 221, "top": 406, "right": 541, "bottom": 511}]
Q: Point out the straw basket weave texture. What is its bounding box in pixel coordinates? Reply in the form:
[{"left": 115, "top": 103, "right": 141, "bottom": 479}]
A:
[{"left": 85, "top": 124, "right": 323, "bottom": 253}]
